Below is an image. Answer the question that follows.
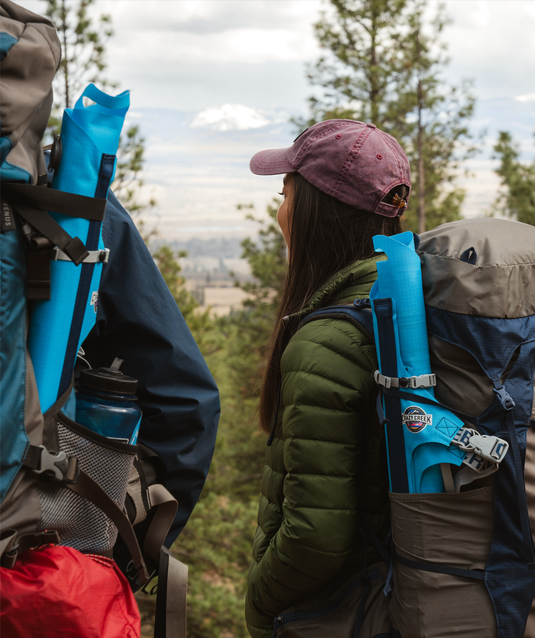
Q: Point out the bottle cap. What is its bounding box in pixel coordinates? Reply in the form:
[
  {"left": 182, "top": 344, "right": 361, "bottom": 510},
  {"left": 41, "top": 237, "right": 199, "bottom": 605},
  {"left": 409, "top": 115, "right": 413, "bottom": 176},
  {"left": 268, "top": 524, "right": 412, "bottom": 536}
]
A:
[{"left": 78, "top": 359, "right": 138, "bottom": 396}]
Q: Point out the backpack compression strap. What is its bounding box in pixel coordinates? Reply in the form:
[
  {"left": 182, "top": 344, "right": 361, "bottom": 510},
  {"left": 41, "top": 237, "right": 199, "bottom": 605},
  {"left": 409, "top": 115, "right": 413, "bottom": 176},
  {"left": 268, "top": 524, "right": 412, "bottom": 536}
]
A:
[{"left": 2, "top": 183, "right": 108, "bottom": 299}]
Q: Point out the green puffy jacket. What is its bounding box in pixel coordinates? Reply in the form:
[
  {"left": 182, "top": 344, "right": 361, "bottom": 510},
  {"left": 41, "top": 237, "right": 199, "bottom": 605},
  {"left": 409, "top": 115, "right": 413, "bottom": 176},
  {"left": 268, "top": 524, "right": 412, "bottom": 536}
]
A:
[{"left": 245, "top": 255, "right": 390, "bottom": 638}]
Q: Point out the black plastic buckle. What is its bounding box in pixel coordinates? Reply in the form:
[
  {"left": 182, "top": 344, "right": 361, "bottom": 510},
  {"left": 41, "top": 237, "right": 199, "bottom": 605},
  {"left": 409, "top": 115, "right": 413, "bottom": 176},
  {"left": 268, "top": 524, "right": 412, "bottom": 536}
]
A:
[
  {"left": 493, "top": 383, "right": 515, "bottom": 411},
  {"left": 353, "top": 297, "right": 371, "bottom": 309}
]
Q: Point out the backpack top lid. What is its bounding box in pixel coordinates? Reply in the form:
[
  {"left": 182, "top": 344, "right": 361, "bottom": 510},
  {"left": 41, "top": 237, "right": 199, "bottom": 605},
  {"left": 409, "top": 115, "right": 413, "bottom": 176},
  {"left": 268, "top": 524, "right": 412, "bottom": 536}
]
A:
[
  {"left": 418, "top": 217, "right": 535, "bottom": 319},
  {"left": 0, "top": 0, "right": 61, "bottom": 185}
]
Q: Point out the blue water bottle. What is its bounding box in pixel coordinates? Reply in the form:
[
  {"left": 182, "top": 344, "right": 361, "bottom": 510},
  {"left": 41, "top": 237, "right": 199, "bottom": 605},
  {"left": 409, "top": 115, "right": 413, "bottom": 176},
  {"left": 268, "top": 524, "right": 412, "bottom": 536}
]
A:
[{"left": 75, "top": 359, "right": 141, "bottom": 444}]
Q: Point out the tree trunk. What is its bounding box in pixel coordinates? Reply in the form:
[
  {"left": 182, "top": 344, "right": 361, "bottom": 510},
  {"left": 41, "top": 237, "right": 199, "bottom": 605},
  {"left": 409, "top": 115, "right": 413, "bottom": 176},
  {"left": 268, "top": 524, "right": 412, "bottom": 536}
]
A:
[
  {"left": 416, "top": 26, "right": 425, "bottom": 234},
  {"left": 62, "top": 0, "right": 69, "bottom": 108}
]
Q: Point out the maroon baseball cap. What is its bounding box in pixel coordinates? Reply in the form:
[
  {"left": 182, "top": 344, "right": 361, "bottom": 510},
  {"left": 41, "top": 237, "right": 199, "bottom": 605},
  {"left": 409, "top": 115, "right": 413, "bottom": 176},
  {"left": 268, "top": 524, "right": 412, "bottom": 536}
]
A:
[{"left": 249, "top": 119, "right": 411, "bottom": 217}]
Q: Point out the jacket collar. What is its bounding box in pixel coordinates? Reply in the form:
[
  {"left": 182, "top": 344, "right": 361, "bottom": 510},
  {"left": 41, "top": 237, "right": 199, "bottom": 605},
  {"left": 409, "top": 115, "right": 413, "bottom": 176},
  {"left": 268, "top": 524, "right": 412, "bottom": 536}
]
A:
[{"left": 286, "top": 253, "right": 384, "bottom": 324}]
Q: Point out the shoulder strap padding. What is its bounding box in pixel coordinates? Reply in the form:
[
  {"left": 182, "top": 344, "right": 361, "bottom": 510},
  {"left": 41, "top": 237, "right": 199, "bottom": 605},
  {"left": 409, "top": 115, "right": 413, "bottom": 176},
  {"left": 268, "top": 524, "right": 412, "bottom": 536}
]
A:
[{"left": 297, "top": 301, "right": 375, "bottom": 343}]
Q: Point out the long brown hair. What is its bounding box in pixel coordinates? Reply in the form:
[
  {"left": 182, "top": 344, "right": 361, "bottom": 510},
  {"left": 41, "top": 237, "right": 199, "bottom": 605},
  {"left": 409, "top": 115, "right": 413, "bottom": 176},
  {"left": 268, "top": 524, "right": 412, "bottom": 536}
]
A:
[{"left": 259, "top": 172, "right": 406, "bottom": 432}]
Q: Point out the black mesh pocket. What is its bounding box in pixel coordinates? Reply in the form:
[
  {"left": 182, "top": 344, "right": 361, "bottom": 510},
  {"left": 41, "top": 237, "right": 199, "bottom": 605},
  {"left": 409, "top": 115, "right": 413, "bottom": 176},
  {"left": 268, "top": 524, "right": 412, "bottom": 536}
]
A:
[{"left": 38, "top": 416, "right": 136, "bottom": 554}]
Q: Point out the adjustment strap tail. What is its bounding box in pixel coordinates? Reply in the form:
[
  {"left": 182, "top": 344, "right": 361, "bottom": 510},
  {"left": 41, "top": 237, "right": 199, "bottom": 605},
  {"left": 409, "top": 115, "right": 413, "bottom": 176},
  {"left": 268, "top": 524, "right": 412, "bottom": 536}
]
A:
[
  {"left": 155, "top": 547, "right": 188, "bottom": 638},
  {"left": 373, "top": 298, "right": 409, "bottom": 493},
  {"left": 395, "top": 552, "right": 485, "bottom": 580}
]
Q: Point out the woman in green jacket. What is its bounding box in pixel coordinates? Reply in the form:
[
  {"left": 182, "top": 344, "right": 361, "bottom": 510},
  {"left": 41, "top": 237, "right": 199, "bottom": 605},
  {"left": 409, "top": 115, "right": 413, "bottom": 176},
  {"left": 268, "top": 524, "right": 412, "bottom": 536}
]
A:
[{"left": 245, "top": 120, "right": 411, "bottom": 638}]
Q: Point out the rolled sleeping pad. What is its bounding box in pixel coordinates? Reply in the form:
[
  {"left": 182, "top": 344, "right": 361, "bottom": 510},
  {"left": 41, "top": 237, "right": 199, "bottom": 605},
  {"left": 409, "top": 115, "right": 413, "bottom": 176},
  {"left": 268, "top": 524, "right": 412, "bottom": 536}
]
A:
[
  {"left": 28, "top": 84, "right": 130, "bottom": 412},
  {"left": 370, "top": 231, "right": 465, "bottom": 493}
]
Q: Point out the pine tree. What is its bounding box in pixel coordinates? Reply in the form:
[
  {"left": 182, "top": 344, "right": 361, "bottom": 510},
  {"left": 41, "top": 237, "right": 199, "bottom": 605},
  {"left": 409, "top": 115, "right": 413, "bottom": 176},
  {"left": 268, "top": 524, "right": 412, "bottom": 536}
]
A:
[
  {"left": 493, "top": 131, "right": 535, "bottom": 226},
  {"left": 42, "top": 0, "right": 155, "bottom": 226},
  {"left": 301, "top": 0, "right": 477, "bottom": 231},
  {"left": 44, "top": 0, "right": 114, "bottom": 134}
]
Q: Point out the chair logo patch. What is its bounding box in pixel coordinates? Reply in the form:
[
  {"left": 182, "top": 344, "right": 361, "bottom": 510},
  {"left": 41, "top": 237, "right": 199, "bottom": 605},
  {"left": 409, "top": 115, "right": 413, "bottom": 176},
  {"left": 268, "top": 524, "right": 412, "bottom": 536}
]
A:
[{"left": 402, "top": 406, "right": 431, "bottom": 433}]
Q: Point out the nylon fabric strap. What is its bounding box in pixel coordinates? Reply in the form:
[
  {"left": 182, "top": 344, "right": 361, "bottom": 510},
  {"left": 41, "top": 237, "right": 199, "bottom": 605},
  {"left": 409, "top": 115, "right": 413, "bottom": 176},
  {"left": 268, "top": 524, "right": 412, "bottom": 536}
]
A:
[
  {"left": 0, "top": 530, "right": 18, "bottom": 565},
  {"left": 296, "top": 304, "right": 375, "bottom": 344},
  {"left": 154, "top": 547, "right": 188, "bottom": 638},
  {"left": 143, "top": 484, "right": 178, "bottom": 564},
  {"left": 26, "top": 250, "right": 52, "bottom": 300},
  {"left": 57, "top": 152, "right": 114, "bottom": 400},
  {"left": 23, "top": 444, "right": 43, "bottom": 471},
  {"left": 65, "top": 470, "right": 150, "bottom": 584},
  {"left": 352, "top": 576, "right": 371, "bottom": 638},
  {"left": 505, "top": 410, "right": 535, "bottom": 569},
  {"left": 395, "top": 552, "right": 485, "bottom": 580},
  {"left": 373, "top": 298, "right": 409, "bottom": 493},
  {"left": 2, "top": 183, "right": 107, "bottom": 221},
  {"left": 360, "top": 517, "right": 391, "bottom": 568},
  {"left": 14, "top": 205, "right": 89, "bottom": 266}
]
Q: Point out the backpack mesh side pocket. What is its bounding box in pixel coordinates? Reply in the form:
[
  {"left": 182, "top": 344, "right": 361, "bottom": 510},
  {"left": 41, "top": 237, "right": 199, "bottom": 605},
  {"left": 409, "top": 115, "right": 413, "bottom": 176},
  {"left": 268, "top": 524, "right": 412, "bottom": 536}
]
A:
[{"left": 37, "top": 415, "right": 136, "bottom": 554}]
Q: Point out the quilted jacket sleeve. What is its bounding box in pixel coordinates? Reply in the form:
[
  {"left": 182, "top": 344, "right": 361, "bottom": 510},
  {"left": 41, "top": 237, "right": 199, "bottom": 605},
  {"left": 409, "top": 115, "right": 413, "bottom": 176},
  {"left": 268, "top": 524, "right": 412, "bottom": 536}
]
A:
[{"left": 246, "top": 316, "right": 380, "bottom": 635}]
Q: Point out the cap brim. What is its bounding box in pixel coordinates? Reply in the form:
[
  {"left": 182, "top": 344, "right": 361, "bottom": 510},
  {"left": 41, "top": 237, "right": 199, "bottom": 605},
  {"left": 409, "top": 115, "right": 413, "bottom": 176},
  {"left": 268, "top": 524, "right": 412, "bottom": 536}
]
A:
[{"left": 249, "top": 147, "right": 295, "bottom": 175}]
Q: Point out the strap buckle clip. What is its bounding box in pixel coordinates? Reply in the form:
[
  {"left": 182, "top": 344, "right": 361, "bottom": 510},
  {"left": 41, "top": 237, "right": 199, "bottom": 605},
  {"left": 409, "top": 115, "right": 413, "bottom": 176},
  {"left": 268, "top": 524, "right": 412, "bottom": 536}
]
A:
[
  {"left": 52, "top": 247, "right": 109, "bottom": 264},
  {"left": 33, "top": 445, "right": 79, "bottom": 483},
  {"left": 374, "top": 370, "right": 436, "bottom": 390},
  {"left": 452, "top": 427, "right": 509, "bottom": 464},
  {"left": 493, "top": 384, "right": 515, "bottom": 411}
]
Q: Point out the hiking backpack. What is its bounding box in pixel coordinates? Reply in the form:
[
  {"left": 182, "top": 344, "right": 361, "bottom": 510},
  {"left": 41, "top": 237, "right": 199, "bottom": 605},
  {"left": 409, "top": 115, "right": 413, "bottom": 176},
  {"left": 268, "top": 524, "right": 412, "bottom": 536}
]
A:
[
  {"left": 300, "top": 217, "right": 535, "bottom": 637},
  {"left": 0, "top": 2, "right": 187, "bottom": 636}
]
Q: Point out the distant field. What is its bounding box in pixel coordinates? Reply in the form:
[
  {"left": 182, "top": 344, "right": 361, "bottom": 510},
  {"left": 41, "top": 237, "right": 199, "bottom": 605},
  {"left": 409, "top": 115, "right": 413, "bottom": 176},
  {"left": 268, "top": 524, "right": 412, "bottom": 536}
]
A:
[{"left": 193, "top": 285, "right": 250, "bottom": 316}]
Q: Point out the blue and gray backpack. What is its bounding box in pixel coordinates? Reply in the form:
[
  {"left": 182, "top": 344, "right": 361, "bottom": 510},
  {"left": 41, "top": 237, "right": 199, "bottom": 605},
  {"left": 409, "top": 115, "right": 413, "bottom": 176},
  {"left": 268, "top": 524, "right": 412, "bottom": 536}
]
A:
[
  {"left": 0, "top": 2, "right": 186, "bottom": 636},
  {"left": 301, "top": 218, "right": 535, "bottom": 637}
]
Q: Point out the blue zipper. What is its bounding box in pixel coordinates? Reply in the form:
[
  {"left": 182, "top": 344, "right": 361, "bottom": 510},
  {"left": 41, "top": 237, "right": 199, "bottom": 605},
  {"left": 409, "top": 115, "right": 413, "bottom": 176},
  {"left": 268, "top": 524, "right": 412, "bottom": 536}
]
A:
[{"left": 272, "top": 567, "right": 381, "bottom": 632}]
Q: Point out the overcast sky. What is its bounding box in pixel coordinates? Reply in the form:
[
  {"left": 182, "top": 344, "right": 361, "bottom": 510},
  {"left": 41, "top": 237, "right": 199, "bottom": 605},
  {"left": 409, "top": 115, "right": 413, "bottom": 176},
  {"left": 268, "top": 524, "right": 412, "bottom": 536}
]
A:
[{"left": 18, "top": 0, "right": 535, "bottom": 238}]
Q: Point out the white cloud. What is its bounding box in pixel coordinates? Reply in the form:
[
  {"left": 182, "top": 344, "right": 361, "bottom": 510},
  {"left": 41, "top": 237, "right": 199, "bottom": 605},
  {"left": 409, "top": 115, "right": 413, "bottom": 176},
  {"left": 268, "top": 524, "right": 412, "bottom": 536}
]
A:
[
  {"left": 515, "top": 94, "right": 535, "bottom": 103},
  {"left": 191, "top": 104, "right": 270, "bottom": 131}
]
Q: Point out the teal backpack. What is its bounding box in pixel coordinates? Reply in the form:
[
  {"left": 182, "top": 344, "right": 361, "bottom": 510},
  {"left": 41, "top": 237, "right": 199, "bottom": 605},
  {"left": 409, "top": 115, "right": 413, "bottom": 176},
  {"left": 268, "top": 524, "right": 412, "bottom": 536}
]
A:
[{"left": 1, "top": 2, "right": 187, "bottom": 636}]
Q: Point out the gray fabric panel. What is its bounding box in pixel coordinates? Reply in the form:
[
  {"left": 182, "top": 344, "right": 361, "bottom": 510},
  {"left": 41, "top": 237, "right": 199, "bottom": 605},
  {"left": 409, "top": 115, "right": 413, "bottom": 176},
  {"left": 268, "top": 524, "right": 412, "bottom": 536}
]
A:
[
  {"left": 418, "top": 218, "right": 535, "bottom": 318},
  {"left": 429, "top": 335, "right": 495, "bottom": 418},
  {"left": 127, "top": 464, "right": 147, "bottom": 526},
  {"left": 0, "top": 0, "right": 60, "bottom": 183},
  {"left": 165, "top": 554, "right": 188, "bottom": 638},
  {"left": 389, "top": 488, "right": 496, "bottom": 637},
  {"left": 0, "top": 351, "right": 45, "bottom": 538},
  {"left": 6, "top": 88, "right": 53, "bottom": 184},
  {"left": 24, "top": 351, "right": 44, "bottom": 445},
  {"left": 0, "top": 468, "right": 41, "bottom": 538}
]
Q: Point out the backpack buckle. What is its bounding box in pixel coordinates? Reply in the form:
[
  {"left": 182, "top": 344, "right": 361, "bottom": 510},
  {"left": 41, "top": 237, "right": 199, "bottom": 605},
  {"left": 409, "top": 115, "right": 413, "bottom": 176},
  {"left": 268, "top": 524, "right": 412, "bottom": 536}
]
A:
[
  {"left": 452, "top": 427, "right": 509, "bottom": 464},
  {"left": 32, "top": 445, "right": 80, "bottom": 483},
  {"left": 492, "top": 383, "right": 515, "bottom": 411}
]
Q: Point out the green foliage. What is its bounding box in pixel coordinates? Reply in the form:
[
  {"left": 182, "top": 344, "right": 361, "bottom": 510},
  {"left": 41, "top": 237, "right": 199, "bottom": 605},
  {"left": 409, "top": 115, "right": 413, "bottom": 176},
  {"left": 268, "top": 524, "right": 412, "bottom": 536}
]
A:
[
  {"left": 300, "top": 0, "right": 477, "bottom": 232},
  {"left": 136, "top": 203, "right": 287, "bottom": 638},
  {"left": 300, "top": 0, "right": 415, "bottom": 131},
  {"left": 42, "top": 0, "right": 155, "bottom": 229},
  {"left": 44, "top": 0, "right": 114, "bottom": 131},
  {"left": 493, "top": 131, "right": 535, "bottom": 225}
]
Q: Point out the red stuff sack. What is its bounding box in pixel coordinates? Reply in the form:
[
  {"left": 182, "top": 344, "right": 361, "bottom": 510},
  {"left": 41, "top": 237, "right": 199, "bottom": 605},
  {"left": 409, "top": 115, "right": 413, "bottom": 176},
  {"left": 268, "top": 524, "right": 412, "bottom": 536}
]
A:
[{"left": 0, "top": 545, "right": 140, "bottom": 638}]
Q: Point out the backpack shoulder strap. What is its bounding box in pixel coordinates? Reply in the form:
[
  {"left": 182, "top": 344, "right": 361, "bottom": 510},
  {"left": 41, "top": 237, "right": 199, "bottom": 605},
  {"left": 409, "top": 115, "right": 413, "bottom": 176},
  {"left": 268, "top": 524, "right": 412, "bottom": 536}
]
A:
[{"left": 296, "top": 299, "right": 375, "bottom": 344}]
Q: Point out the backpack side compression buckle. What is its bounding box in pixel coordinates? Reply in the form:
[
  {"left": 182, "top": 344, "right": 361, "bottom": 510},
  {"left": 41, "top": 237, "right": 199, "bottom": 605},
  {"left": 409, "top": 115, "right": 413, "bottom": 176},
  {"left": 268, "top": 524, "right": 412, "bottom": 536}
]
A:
[
  {"left": 374, "top": 370, "right": 436, "bottom": 389},
  {"left": 24, "top": 445, "right": 80, "bottom": 483},
  {"left": 52, "top": 247, "right": 110, "bottom": 264},
  {"left": 452, "top": 427, "right": 509, "bottom": 464}
]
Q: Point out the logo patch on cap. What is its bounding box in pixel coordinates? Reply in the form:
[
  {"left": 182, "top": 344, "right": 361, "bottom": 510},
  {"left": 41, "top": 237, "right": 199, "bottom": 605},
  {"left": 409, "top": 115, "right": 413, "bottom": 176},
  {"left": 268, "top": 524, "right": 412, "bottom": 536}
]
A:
[{"left": 402, "top": 406, "right": 432, "bottom": 433}]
